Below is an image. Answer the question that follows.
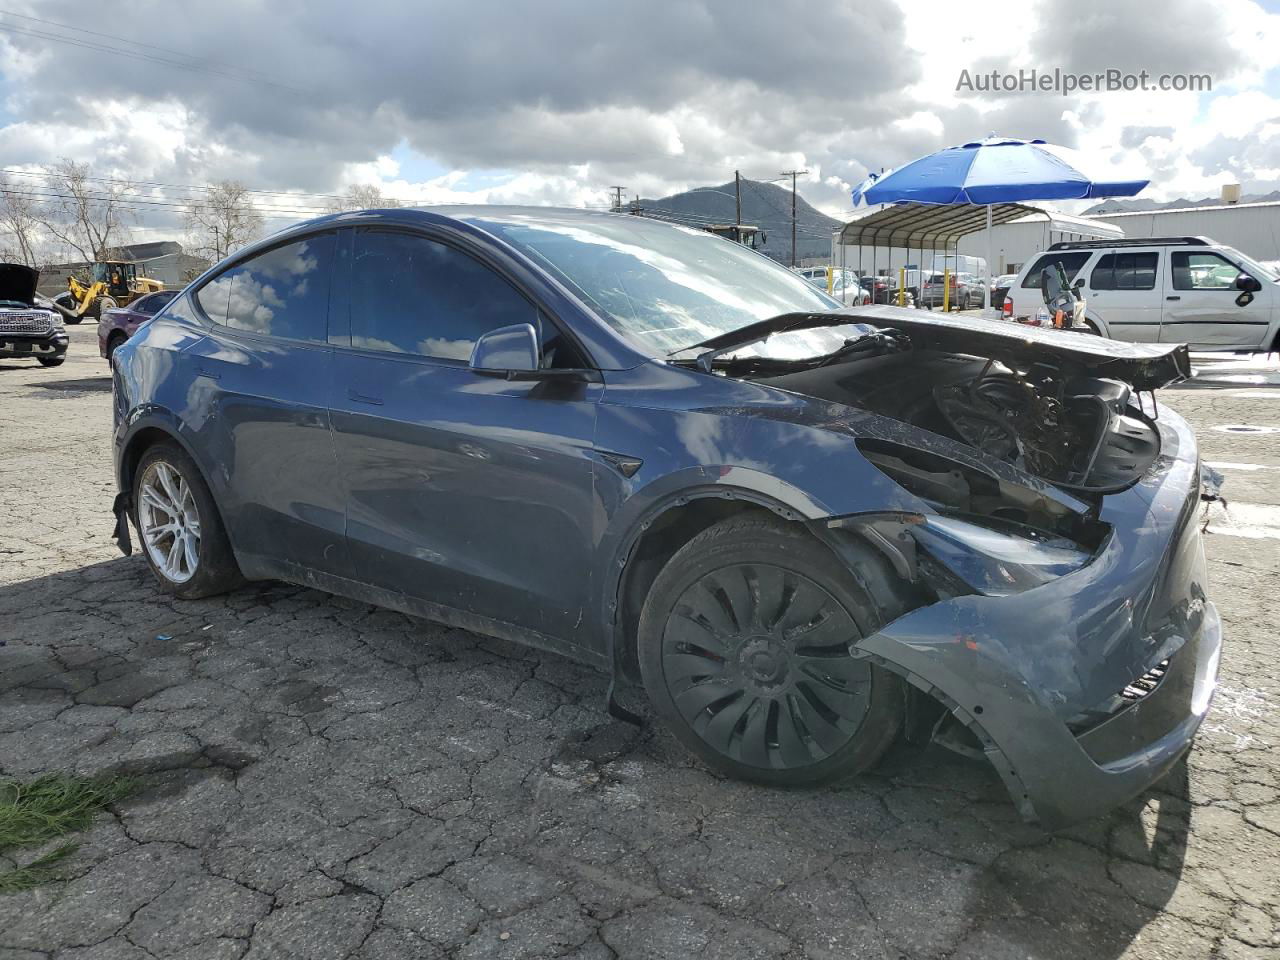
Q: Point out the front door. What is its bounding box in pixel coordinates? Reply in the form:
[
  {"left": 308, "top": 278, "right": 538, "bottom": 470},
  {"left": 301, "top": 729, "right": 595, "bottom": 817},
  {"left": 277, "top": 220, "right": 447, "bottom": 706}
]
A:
[
  {"left": 328, "top": 227, "right": 601, "bottom": 644},
  {"left": 1160, "top": 250, "right": 1271, "bottom": 348}
]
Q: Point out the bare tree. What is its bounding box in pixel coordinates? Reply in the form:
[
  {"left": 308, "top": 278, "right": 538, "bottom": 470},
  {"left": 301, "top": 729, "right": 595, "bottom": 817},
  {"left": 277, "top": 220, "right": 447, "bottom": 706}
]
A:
[
  {"left": 324, "top": 183, "right": 401, "bottom": 213},
  {"left": 35, "top": 159, "right": 131, "bottom": 263},
  {"left": 0, "top": 177, "right": 42, "bottom": 267},
  {"left": 184, "top": 181, "right": 264, "bottom": 262}
]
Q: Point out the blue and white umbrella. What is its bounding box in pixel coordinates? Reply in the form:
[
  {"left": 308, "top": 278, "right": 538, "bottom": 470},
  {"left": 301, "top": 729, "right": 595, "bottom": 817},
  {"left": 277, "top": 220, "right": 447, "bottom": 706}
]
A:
[{"left": 851, "top": 137, "right": 1149, "bottom": 309}]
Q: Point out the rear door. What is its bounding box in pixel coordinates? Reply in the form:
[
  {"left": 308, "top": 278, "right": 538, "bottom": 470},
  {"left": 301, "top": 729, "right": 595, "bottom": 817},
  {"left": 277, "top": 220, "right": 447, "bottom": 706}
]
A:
[
  {"left": 183, "top": 231, "right": 354, "bottom": 579},
  {"left": 1160, "top": 250, "right": 1271, "bottom": 348},
  {"left": 328, "top": 227, "right": 601, "bottom": 643},
  {"left": 1084, "top": 249, "right": 1161, "bottom": 342}
]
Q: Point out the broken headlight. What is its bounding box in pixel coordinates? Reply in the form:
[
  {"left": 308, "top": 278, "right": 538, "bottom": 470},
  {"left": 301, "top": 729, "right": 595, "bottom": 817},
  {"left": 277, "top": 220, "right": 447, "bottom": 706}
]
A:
[{"left": 910, "top": 513, "right": 1092, "bottom": 597}]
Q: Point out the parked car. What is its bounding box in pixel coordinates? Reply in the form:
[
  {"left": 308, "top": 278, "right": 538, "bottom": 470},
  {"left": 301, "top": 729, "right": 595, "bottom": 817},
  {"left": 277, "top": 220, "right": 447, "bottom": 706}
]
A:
[
  {"left": 112, "top": 207, "right": 1220, "bottom": 828},
  {"left": 1001, "top": 237, "right": 1280, "bottom": 350},
  {"left": 0, "top": 263, "right": 68, "bottom": 367},
  {"left": 991, "top": 273, "right": 1018, "bottom": 311},
  {"left": 918, "top": 272, "right": 979, "bottom": 310},
  {"left": 795, "top": 268, "right": 870, "bottom": 304},
  {"left": 99, "top": 289, "right": 181, "bottom": 361},
  {"left": 859, "top": 275, "right": 913, "bottom": 305}
]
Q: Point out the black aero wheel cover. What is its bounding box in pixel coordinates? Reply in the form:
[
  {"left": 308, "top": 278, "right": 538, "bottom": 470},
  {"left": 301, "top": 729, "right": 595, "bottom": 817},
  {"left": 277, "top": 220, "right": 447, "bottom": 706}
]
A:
[{"left": 660, "top": 562, "right": 873, "bottom": 771}]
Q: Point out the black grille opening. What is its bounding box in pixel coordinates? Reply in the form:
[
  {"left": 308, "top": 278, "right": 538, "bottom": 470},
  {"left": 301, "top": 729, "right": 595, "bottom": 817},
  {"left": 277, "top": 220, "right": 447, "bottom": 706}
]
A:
[{"left": 1067, "top": 655, "right": 1174, "bottom": 733}]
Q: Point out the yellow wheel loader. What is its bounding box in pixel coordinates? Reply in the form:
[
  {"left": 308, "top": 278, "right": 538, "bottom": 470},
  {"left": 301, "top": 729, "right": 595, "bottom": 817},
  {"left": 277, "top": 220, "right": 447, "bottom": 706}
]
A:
[{"left": 55, "top": 261, "right": 164, "bottom": 324}]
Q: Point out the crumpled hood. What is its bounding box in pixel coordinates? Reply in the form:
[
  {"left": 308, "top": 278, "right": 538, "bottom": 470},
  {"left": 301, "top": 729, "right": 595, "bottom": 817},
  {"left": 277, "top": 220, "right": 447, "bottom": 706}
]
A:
[
  {"left": 0, "top": 263, "right": 39, "bottom": 305},
  {"left": 692, "top": 304, "right": 1191, "bottom": 391}
]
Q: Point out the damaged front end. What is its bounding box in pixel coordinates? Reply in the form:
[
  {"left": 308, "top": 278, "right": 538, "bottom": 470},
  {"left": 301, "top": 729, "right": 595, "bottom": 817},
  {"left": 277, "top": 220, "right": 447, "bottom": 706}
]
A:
[{"left": 707, "top": 307, "right": 1218, "bottom": 827}]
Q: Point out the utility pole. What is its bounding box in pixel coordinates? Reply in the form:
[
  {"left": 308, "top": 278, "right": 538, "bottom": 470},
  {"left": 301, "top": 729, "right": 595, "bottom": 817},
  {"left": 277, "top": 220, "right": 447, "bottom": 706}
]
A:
[
  {"left": 608, "top": 186, "right": 626, "bottom": 212},
  {"left": 779, "top": 169, "right": 808, "bottom": 267},
  {"left": 734, "top": 170, "right": 742, "bottom": 239}
]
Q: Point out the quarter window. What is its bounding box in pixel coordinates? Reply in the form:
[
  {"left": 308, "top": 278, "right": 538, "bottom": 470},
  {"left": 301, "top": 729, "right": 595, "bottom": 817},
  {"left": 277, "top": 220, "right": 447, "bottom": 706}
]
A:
[
  {"left": 1171, "top": 251, "right": 1244, "bottom": 291},
  {"left": 349, "top": 229, "right": 539, "bottom": 361},
  {"left": 1090, "top": 252, "right": 1157, "bottom": 291},
  {"left": 194, "top": 234, "right": 335, "bottom": 342},
  {"left": 1020, "top": 252, "right": 1090, "bottom": 288}
]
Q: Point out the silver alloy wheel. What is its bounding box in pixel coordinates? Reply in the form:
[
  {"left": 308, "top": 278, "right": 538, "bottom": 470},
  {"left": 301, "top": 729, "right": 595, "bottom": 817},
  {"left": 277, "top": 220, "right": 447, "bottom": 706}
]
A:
[{"left": 138, "top": 460, "right": 201, "bottom": 584}]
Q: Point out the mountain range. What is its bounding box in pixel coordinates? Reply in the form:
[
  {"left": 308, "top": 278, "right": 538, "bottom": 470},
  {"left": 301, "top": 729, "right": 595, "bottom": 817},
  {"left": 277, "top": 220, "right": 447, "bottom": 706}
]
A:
[
  {"left": 636, "top": 179, "right": 840, "bottom": 262},
  {"left": 1085, "top": 191, "right": 1280, "bottom": 215}
]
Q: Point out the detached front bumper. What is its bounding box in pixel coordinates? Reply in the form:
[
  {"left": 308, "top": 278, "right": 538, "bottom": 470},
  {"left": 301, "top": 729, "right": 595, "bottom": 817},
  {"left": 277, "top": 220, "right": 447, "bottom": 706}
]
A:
[
  {"left": 854, "top": 408, "right": 1221, "bottom": 829},
  {"left": 0, "top": 331, "right": 68, "bottom": 360}
]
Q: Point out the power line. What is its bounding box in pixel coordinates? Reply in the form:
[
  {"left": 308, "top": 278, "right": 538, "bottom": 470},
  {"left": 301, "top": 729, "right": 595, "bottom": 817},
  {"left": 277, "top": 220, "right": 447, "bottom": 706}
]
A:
[
  {"left": 0, "top": 11, "right": 306, "bottom": 93},
  {"left": 0, "top": 9, "right": 291, "bottom": 87}
]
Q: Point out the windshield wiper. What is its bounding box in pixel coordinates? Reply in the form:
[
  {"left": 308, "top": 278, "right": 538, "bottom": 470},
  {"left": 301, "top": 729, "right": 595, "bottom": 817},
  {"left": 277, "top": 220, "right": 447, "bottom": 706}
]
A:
[
  {"left": 811, "top": 328, "right": 909, "bottom": 367},
  {"left": 666, "top": 308, "right": 883, "bottom": 373}
]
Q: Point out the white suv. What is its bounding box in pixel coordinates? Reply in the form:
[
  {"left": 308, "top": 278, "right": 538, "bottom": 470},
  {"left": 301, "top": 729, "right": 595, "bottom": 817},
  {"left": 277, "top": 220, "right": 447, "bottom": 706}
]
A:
[{"left": 1001, "top": 237, "right": 1280, "bottom": 352}]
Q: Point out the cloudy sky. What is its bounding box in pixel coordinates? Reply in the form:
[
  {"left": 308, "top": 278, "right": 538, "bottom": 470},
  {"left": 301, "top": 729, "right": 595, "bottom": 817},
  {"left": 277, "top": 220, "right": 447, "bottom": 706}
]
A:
[{"left": 1, "top": 0, "right": 1278, "bottom": 241}]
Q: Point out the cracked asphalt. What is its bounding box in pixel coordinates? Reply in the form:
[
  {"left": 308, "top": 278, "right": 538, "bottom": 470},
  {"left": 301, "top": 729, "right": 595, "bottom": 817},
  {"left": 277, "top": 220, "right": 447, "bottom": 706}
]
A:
[{"left": 1, "top": 326, "right": 1278, "bottom": 959}]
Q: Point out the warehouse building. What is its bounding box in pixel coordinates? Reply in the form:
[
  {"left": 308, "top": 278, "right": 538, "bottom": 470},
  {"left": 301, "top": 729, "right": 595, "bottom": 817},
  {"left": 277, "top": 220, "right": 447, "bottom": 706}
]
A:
[
  {"left": 38, "top": 241, "right": 210, "bottom": 296},
  {"left": 1085, "top": 198, "right": 1280, "bottom": 263}
]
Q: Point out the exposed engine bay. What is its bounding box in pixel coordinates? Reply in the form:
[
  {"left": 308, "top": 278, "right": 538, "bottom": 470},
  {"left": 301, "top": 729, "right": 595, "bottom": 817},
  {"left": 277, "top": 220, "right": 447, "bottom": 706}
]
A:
[
  {"left": 678, "top": 307, "right": 1190, "bottom": 531},
  {"left": 755, "top": 347, "right": 1162, "bottom": 495}
]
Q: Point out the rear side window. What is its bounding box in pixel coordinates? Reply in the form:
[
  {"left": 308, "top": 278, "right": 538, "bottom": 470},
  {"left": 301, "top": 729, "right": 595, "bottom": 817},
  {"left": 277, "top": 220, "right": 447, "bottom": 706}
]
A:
[
  {"left": 194, "top": 233, "right": 335, "bottom": 342},
  {"left": 135, "top": 291, "right": 179, "bottom": 315},
  {"left": 1020, "top": 252, "right": 1091, "bottom": 288},
  {"left": 1091, "top": 252, "right": 1157, "bottom": 290},
  {"left": 349, "top": 229, "right": 539, "bottom": 361}
]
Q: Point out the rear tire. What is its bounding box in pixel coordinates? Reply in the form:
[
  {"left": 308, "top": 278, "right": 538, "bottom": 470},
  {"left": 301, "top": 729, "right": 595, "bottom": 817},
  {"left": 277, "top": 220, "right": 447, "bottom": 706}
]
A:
[
  {"left": 133, "top": 441, "right": 243, "bottom": 599},
  {"left": 105, "top": 332, "right": 126, "bottom": 362},
  {"left": 638, "top": 516, "right": 908, "bottom": 787}
]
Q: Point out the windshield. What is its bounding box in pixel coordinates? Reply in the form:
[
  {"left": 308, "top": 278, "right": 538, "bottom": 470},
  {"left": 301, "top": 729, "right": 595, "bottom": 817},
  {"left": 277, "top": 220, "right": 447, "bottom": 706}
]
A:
[
  {"left": 1220, "top": 246, "right": 1280, "bottom": 283},
  {"left": 468, "top": 213, "right": 848, "bottom": 357}
]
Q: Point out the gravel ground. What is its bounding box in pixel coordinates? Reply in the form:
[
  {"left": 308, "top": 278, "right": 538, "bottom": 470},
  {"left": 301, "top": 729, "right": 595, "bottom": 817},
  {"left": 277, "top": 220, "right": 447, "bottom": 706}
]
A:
[{"left": 0, "top": 325, "right": 1277, "bottom": 960}]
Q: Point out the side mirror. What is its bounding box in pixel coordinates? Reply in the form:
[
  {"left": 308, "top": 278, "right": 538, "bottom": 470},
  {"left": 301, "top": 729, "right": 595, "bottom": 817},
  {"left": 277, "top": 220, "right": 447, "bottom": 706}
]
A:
[
  {"left": 470, "top": 323, "right": 539, "bottom": 374},
  {"left": 1073, "top": 277, "right": 1086, "bottom": 290},
  {"left": 1235, "top": 273, "right": 1262, "bottom": 293}
]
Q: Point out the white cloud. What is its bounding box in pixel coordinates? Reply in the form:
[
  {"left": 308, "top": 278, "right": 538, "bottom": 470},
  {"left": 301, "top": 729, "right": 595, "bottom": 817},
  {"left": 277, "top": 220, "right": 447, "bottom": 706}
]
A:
[{"left": 0, "top": 0, "right": 1276, "bottom": 239}]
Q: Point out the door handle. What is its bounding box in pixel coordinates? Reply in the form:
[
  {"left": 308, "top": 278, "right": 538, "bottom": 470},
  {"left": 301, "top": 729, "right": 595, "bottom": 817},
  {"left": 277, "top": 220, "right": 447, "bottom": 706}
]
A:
[
  {"left": 346, "top": 388, "right": 383, "bottom": 406},
  {"left": 1166, "top": 296, "right": 1181, "bottom": 301},
  {"left": 196, "top": 365, "right": 220, "bottom": 380}
]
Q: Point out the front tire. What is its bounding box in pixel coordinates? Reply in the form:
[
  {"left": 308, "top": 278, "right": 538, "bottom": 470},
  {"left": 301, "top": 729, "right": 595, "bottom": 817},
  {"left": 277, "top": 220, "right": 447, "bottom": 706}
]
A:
[
  {"left": 37, "top": 356, "right": 65, "bottom": 367},
  {"left": 133, "top": 442, "right": 243, "bottom": 599},
  {"left": 638, "top": 516, "right": 908, "bottom": 787}
]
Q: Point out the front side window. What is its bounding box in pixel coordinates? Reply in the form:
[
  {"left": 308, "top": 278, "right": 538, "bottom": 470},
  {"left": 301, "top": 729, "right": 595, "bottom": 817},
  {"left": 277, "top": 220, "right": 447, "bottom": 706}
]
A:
[
  {"left": 349, "top": 230, "right": 540, "bottom": 361},
  {"left": 1091, "top": 252, "right": 1157, "bottom": 291},
  {"left": 1171, "top": 251, "right": 1245, "bottom": 291},
  {"left": 1021, "top": 252, "right": 1091, "bottom": 288},
  {"left": 194, "top": 234, "right": 335, "bottom": 341}
]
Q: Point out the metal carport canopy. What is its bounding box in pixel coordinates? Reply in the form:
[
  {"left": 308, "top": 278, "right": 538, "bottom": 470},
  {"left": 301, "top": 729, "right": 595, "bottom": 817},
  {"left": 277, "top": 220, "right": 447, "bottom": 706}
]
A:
[{"left": 836, "top": 201, "right": 1045, "bottom": 250}]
